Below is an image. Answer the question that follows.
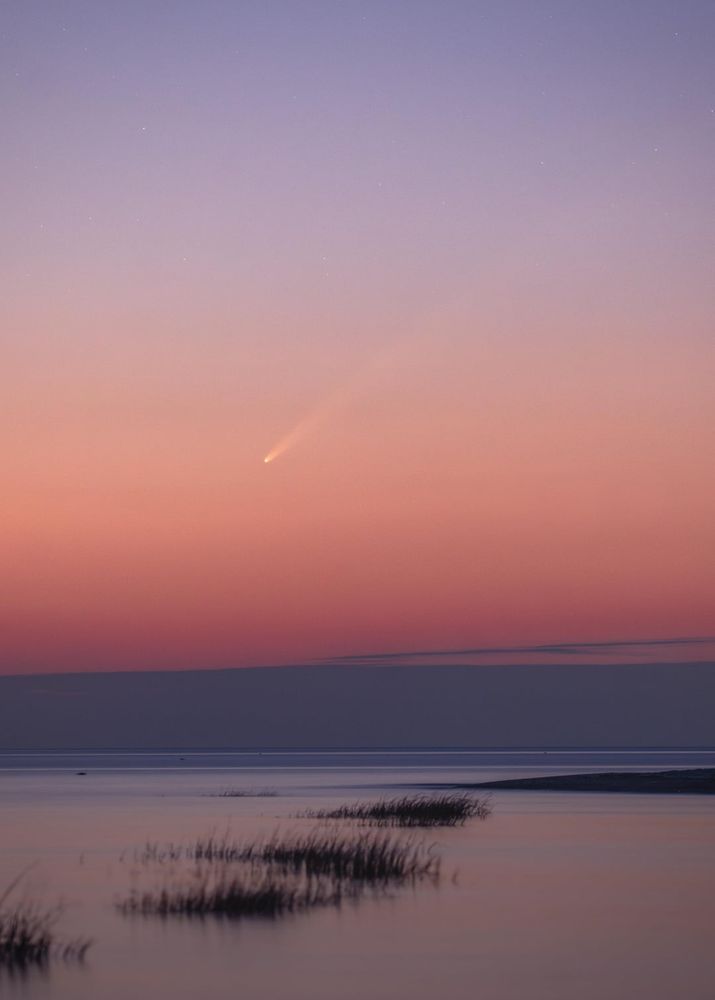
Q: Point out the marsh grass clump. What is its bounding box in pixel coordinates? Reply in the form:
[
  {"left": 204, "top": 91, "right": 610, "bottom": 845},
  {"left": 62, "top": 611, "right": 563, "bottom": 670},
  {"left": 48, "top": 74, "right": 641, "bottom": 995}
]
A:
[
  {"left": 0, "top": 904, "right": 54, "bottom": 968},
  {"left": 122, "top": 826, "right": 441, "bottom": 922},
  {"left": 305, "top": 793, "right": 492, "bottom": 827},
  {"left": 0, "top": 877, "right": 91, "bottom": 971},
  {"left": 135, "top": 842, "right": 185, "bottom": 864},
  {"left": 118, "top": 868, "right": 340, "bottom": 920},
  {"left": 206, "top": 788, "right": 277, "bottom": 798},
  {"left": 135, "top": 830, "right": 439, "bottom": 885},
  {"left": 192, "top": 830, "right": 440, "bottom": 884}
]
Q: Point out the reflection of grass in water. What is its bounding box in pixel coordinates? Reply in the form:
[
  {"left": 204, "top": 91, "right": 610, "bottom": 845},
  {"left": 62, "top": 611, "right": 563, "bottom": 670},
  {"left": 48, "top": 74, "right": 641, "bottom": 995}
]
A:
[
  {"left": 0, "top": 872, "right": 91, "bottom": 971},
  {"left": 119, "top": 868, "right": 345, "bottom": 919},
  {"left": 304, "top": 793, "right": 492, "bottom": 827},
  {"left": 123, "top": 829, "right": 441, "bottom": 920}
]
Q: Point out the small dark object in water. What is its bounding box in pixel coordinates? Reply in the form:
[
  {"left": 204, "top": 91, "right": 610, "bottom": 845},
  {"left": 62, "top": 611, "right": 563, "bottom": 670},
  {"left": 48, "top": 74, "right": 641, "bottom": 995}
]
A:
[{"left": 76, "top": 771, "right": 87, "bottom": 776}]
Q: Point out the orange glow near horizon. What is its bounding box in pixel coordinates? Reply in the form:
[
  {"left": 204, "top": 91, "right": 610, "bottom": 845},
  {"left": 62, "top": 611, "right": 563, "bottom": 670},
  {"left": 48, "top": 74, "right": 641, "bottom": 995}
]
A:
[
  {"left": 2, "top": 311, "right": 713, "bottom": 674},
  {"left": 1, "top": 4, "right": 713, "bottom": 674}
]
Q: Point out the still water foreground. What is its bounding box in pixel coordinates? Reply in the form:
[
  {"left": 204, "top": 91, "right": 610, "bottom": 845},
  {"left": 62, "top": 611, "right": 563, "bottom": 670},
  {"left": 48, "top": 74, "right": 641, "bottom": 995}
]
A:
[{"left": 1, "top": 751, "right": 714, "bottom": 1000}]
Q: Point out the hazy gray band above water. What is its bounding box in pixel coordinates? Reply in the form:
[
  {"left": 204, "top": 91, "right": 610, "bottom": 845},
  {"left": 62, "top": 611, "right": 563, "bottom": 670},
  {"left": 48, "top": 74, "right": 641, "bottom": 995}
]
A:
[{"left": 0, "top": 661, "right": 713, "bottom": 750}]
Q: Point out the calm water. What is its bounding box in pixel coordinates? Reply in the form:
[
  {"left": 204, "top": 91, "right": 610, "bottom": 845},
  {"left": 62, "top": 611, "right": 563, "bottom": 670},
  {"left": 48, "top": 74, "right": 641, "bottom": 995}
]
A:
[{"left": 1, "top": 750, "right": 714, "bottom": 1000}]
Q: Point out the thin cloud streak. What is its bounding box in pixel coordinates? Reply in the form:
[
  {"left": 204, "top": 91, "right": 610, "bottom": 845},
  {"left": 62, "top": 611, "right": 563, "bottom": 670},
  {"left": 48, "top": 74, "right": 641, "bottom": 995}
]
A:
[{"left": 326, "top": 637, "right": 715, "bottom": 665}]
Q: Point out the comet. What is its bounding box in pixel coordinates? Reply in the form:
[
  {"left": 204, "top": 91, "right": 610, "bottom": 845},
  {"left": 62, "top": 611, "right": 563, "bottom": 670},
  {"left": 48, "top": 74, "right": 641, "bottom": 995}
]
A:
[
  {"left": 261, "top": 338, "right": 420, "bottom": 466},
  {"left": 262, "top": 346, "right": 399, "bottom": 466},
  {"left": 262, "top": 389, "right": 347, "bottom": 465}
]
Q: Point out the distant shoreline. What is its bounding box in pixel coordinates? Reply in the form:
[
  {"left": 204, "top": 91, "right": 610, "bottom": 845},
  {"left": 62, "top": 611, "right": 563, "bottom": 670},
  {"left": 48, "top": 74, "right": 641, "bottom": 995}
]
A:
[{"left": 445, "top": 768, "right": 715, "bottom": 794}]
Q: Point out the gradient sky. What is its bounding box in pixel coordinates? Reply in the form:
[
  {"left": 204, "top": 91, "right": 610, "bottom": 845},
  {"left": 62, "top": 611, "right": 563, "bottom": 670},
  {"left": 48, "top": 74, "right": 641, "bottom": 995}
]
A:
[{"left": 1, "top": 1, "right": 713, "bottom": 674}]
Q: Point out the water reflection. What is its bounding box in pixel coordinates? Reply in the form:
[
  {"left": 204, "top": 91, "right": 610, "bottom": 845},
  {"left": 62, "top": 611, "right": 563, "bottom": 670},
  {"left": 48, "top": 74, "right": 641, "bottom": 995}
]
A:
[{"left": 0, "top": 754, "right": 713, "bottom": 999}]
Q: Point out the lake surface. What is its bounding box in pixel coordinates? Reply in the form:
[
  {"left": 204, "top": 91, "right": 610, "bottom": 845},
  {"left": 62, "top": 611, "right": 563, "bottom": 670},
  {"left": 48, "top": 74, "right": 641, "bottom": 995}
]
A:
[{"left": 1, "top": 750, "right": 714, "bottom": 999}]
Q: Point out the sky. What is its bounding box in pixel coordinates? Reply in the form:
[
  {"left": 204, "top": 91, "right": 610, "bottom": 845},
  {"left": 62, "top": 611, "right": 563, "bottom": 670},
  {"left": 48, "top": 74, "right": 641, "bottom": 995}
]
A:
[{"left": 1, "top": 1, "right": 713, "bottom": 675}]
